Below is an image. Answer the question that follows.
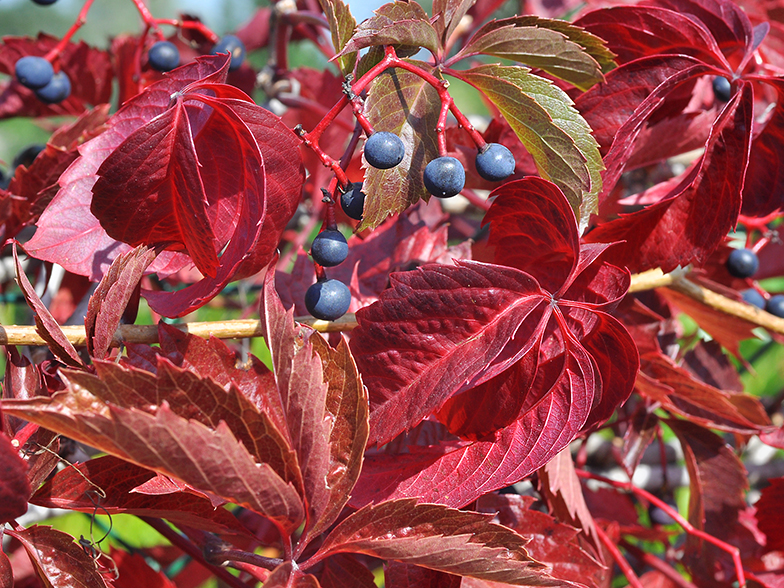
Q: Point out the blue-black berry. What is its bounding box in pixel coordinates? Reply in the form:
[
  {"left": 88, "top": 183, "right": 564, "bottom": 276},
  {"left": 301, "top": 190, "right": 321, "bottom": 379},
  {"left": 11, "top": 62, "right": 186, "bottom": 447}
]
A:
[
  {"left": 364, "top": 132, "right": 405, "bottom": 170},
  {"left": 712, "top": 76, "right": 732, "bottom": 102},
  {"left": 148, "top": 41, "right": 180, "bottom": 72},
  {"left": 0, "top": 168, "right": 8, "bottom": 191},
  {"left": 423, "top": 156, "right": 465, "bottom": 198},
  {"left": 726, "top": 248, "right": 759, "bottom": 278},
  {"left": 311, "top": 229, "right": 348, "bottom": 267},
  {"left": 31, "top": 0, "right": 59, "bottom": 4},
  {"left": 741, "top": 289, "right": 766, "bottom": 309},
  {"left": 475, "top": 143, "right": 515, "bottom": 182},
  {"left": 34, "top": 71, "right": 71, "bottom": 104},
  {"left": 13, "top": 144, "right": 45, "bottom": 170},
  {"left": 341, "top": 183, "right": 365, "bottom": 220},
  {"left": 15, "top": 56, "right": 54, "bottom": 90},
  {"left": 305, "top": 279, "right": 351, "bottom": 321},
  {"left": 212, "top": 35, "right": 246, "bottom": 71},
  {"left": 766, "top": 294, "right": 784, "bottom": 318}
]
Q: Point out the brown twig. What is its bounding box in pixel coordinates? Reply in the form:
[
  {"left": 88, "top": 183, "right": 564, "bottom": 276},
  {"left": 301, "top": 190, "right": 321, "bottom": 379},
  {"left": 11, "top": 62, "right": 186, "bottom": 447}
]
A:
[{"left": 3, "top": 267, "right": 783, "bottom": 347}]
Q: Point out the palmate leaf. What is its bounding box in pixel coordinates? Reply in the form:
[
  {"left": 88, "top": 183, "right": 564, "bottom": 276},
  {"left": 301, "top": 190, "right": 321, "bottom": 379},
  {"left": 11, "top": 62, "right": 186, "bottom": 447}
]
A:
[
  {"left": 450, "top": 17, "right": 610, "bottom": 90},
  {"left": 26, "top": 55, "right": 302, "bottom": 317},
  {"left": 458, "top": 65, "right": 602, "bottom": 230},
  {"left": 585, "top": 81, "right": 752, "bottom": 273},
  {"left": 308, "top": 499, "right": 570, "bottom": 587},
  {"left": 359, "top": 65, "right": 441, "bottom": 231},
  {"left": 350, "top": 178, "right": 637, "bottom": 506},
  {"left": 1, "top": 359, "right": 305, "bottom": 534}
]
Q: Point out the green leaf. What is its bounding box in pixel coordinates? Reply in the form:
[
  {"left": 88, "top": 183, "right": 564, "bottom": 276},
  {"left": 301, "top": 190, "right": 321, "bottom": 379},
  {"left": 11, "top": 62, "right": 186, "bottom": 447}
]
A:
[
  {"left": 319, "top": 0, "right": 358, "bottom": 76},
  {"left": 458, "top": 64, "right": 602, "bottom": 229},
  {"left": 337, "top": 2, "right": 441, "bottom": 58},
  {"left": 358, "top": 63, "right": 441, "bottom": 231},
  {"left": 452, "top": 16, "right": 615, "bottom": 89}
]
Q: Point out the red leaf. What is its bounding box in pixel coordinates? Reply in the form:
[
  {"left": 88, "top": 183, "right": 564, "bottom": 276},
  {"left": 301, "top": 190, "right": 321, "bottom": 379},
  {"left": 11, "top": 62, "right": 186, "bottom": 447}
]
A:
[
  {"left": 14, "top": 244, "right": 85, "bottom": 369},
  {"left": 320, "top": 554, "right": 377, "bottom": 588},
  {"left": 85, "top": 246, "right": 157, "bottom": 359},
  {"left": 5, "top": 525, "right": 109, "bottom": 588},
  {"left": 483, "top": 177, "right": 578, "bottom": 293},
  {"left": 476, "top": 494, "right": 605, "bottom": 588},
  {"left": 0, "top": 547, "right": 11, "bottom": 588},
  {"left": 91, "top": 98, "right": 221, "bottom": 278},
  {"left": 31, "top": 455, "right": 252, "bottom": 537},
  {"left": 108, "top": 548, "right": 176, "bottom": 588},
  {"left": 585, "top": 81, "right": 752, "bottom": 273},
  {"left": 754, "top": 478, "right": 784, "bottom": 552},
  {"left": 385, "top": 562, "right": 462, "bottom": 588},
  {"left": 0, "top": 431, "right": 30, "bottom": 522},
  {"left": 740, "top": 80, "right": 784, "bottom": 217},
  {"left": 668, "top": 419, "right": 752, "bottom": 585},
  {"left": 1, "top": 384, "right": 304, "bottom": 534},
  {"left": 575, "top": 6, "right": 728, "bottom": 68},
  {"left": 309, "top": 499, "right": 567, "bottom": 586},
  {"left": 538, "top": 449, "right": 600, "bottom": 554},
  {"left": 637, "top": 352, "right": 770, "bottom": 433}
]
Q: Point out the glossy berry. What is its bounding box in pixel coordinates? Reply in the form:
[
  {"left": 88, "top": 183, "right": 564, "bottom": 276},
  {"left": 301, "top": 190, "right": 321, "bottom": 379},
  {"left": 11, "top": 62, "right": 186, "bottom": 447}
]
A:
[
  {"left": 712, "top": 76, "right": 731, "bottom": 102},
  {"left": 423, "top": 156, "right": 465, "bottom": 198},
  {"left": 148, "top": 41, "right": 180, "bottom": 72},
  {"left": 341, "top": 183, "right": 365, "bottom": 220},
  {"left": 15, "top": 56, "right": 54, "bottom": 90},
  {"left": 311, "top": 229, "right": 348, "bottom": 267},
  {"left": 13, "top": 144, "right": 45, "bottom": 169},
  {"left": 364, "top": 132, "right": 405, "bottom": 169},
  {"left": 726, "top": 248, "right": 759, "bottom": 278},
  {"left": 766, "top": 294, "right": 784, "bottom": 318},
  {"left": 475, "top": 143, "right": 515, "bottom": 182},
  {"left": 34, "top": 71, "right": 71, "bottom": 104},
  {"left": 31, "top": 0, "right": 59, "bottom": 4},
  {"left": 212, "top": 35, "right": 246, "bottom": 71},
  {"left": 305, "top": 279, "right": 351, "bottom": 321},
  {"left": 741, "top": 289, "right": 766, "bottom": 309}
]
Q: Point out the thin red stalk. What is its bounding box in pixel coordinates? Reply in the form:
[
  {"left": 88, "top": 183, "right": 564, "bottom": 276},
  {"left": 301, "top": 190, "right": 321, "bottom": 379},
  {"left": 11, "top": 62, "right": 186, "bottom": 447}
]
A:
[
  {"left": 751, "top": 235, "right": 769, "bottom": 254},
  {"left": 461, "top": 188, "right": 491, "bottom": 211},
  {"left": 620, "top": 539, "right": 697, "bottom": 588},
  {"left": 594, "top": 524, "right": 645, "bottom": 588},
  {"left": 44, "top": 0, "right": 97, "bottom": 62},
  {"left": 154, "top": 19, "right": 219, "bottom": 43},
  {"left": 274, "top": 18, "right": 292, "bottom": 76},
  {"left": 227, "top": 560, "right": 271, "bottom": 583},
  {"left": 436, "top": 94, "right": 452, "bottom": 156},
  {"left": 139, "top": 517, "right": 251, "bottom": 588},
  {"left": 295, "top": 126, "right": 349, "bottom": 186},
  {"left": 284, "top": 11, "right": 330, "bottom": 30},
  {"left": 576, "top": 470, "right": 747, "bottom": 587}
]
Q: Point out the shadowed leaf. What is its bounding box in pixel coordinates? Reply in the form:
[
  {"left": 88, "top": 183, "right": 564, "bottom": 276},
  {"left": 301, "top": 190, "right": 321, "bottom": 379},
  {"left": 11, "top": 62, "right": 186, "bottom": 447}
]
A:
[
  {"left": 14, "top": 244, "right": 85, "bottom": 369},
  {"left": 360, "top": 65, "right": 441, "bottom": 231},
  {"left": 0, "top": 431, "right": 30, "bottom": 522},
  {"left": 432, "top": 0, "right": 477, "bottom": 48},
  {"left": 6, "top": 525, "right": 109, "bottom": 588}
]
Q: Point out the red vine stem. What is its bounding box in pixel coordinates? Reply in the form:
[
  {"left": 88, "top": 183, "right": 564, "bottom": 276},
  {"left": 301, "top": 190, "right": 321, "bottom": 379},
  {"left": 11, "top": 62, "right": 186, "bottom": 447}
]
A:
[
  {"left": 153, "top": 19, "right": 220, "bottom": 43},
  {"left": 620, "top": 539, "right": 698, "bottom": 588},
  {"left": 44, "top": 0, "right": 97, "bottom": 62},
  {"left": 138, "top": 517, "right": 251, "bottom": 588},
  {"left": 594, "top": 524, "right": 645, "bottom": 588},
  {"left": 576, "top": 469, "right": 747, "bottom": 587}
]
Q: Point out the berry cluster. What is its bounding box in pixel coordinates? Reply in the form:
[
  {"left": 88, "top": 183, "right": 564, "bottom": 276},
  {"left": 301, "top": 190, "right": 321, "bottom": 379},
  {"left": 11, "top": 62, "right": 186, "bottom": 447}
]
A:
[
  {"left": 727, "top": 247, "right": 784, "bottom": 318},
  {"left": 14, "top": 56, "right": 71, "bottom": 103}
]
